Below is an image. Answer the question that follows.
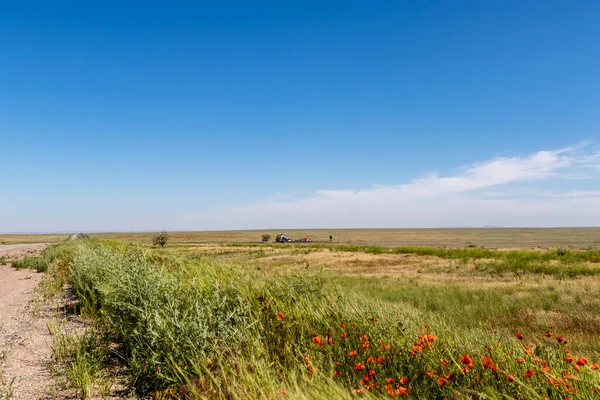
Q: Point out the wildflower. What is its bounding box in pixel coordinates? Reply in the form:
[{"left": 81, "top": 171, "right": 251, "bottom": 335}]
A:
[
  {"left": 367, "top": 356, "right": 376, "bottom": 364},
  {"left": 506, "top": 375, "right": 515, "bottom": 382},
  {"left": 386, "top": 378, "right": 394, "bottom": 384},
  {"left": 481, "top": 355, "right": 497, "bottom": 372},
  {"left": 377, "top": 356, "right": 385, "bottom": 364},
  {"left": 590, "top": 363, "right": 599, "bottom": 370},
  {"left": 354, "top": 363, "right": 365, "bottom": 371},
  {"left": 362, "top": 341, "right": 371, "bottom": 349},
  {"left": 426, "top": 370, "right": 435, "bottom": 377},
  {"left": 437, "top": 377, "right": 448, "bottom": 386},
  {"left": 341, "top": 332, "right": 348, "bottom": 339},
  {"left": 397, "top": 386, "right": 409, "bottom": 395},
  {"left": 565, "top": 355, "right": 574, "bottom": 363},
  {"left": 349, "top": 350, "right": 358, "bottom": 357},
  {"left": 368, "top": 369, "right": 376, "bottom": 377},
  {"left": 517, "top": 332, "right": 524, "bottom": 340},
  {"left": 326, "top": 336, "right": 334, "bottom": 345},
  {"left": 524, "top": 370, "right": 534, "bottom": 378},
  {"left": 399, "top": 376, "right": 408, "bottom": 385},
  {"left": 362, "top": 334, "right": 369, "bottom": 341},
  {"left": 371, "top": 316, "right": 377, "bottom": 322},
  {"left": 426, "top": 334, "right": 437, "bottom": 342},
  {"left": 556, "top": 336, "right": 567, "bottom": 344},
  {"left": 544, "top": 331, "right": 552, "bottom": 337},
  {"left": 341, "top": 323, "right": 346, "bottom": 329},
  {"left": 576, "top": 357, "right": 588, "bottom": 366},
  {"left": 461, "top": 355, "right": 473, "bottom": 365},
  {"left": 517, "top": 358, "right": 525, "bottom": 364},
  {"left": 440, "top": 358, "right": 449, "bottom": 365},
  {"left": 312, "top": 336, "right": 322, "bottom": 347},
  {"left": 355, "top": 388, "right": 364, "bottom": 395},
  {"left": 276, "top": 311, "right": 284, "bottom": 321},
  {"left": 333, "top": 370, "right": 341, "bottom": 377}
]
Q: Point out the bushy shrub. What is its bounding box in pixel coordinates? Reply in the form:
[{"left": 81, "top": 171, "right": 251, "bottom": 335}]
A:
[
  {"left": 152, "top": 230, "right": 169, "bottom": 247},
  {"left": 261, "top": 233, "right": 271, "bottom": 242}
]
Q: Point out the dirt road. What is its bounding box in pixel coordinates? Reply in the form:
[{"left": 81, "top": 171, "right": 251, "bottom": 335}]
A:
[{"left": 0, "top": 244, "right": 52, "bottom": 399}]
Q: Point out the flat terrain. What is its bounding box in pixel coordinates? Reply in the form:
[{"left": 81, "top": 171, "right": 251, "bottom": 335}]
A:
[
  {"left": 0, "top": 244, "right": 51, "bottom": 400},
  {"left": 3, "top": 228, "right": 600, "bottom": 248}
]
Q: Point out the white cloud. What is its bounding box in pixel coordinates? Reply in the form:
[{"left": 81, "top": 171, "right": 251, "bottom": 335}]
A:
[{"left": 175, "top": 144, "right": 600, "bottom": 229}]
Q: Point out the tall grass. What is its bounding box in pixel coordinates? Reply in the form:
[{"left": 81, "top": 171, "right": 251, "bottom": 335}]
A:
[
  {"left": 36, "top": 240, "right": 600, "bottom": 398},
  {"left": 11, "top": 241, "right": 78, "bottom": 273}
]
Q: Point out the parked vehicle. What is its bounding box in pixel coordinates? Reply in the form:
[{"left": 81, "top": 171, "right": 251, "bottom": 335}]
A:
[{"left": 275, "top": 234, "right": 291, "bottom": 243}]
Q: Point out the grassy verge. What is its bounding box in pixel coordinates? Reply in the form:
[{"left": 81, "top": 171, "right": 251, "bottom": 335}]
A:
[{"left": 19, "top": 240, "right": 600, "bottom": 399}]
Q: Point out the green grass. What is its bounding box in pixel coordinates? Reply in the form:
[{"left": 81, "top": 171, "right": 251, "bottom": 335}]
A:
[
  {"left": 31, "top": 240, "right": 600, "bottom": 399},
  {"left": 11, "top": 241, "right": 78, "bottom": 273}
]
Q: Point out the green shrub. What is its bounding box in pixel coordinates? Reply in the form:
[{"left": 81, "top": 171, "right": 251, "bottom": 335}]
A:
[{"left": 152, "top": 230, "right": 169, "bottom": 247}]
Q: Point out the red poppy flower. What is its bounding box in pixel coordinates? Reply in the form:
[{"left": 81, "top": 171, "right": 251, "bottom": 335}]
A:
[
  {"left": 461, "top": 355, "right": 473, "bottom": 365},
  {"left": 556, "top": 336, "right": 567, "bottom": 344},
  {"left": 349, "top": 350, "right": 358, "bottom": 357},
  {"left": 517, "top": 358, "right": 525, "bottom": 364},
  {"left": 440, "top": 358, "right": 449, "bottom": 365},
  {"left": 367, "top": 356, "right": 375, "bottom": 364},
  {"left": 590, "top": 363, "right": 599, "bottom": 370},
  {"left": 399, "top": 376, "right": 408, "bottom": 385},
  {"left": 333, "top": 370, "right": 341, "bottom": 377},
  {"left": 354, "top": 363, "right": 365, "bottom": 371},
  {"left": 397, "top": 386, "right": 409, "bottom": 395},
  {"left": 544, "top": 331, "right": 552, "bottom": 337},
  {"left": 312, "top": 336, "right": 322, "bottom": 347},
  {"left": 341, "top": 332, "right": 348, "bottom": 339},
  {"left": 506, "top": 375, "right": 515, "bottom": 382},
  {"left": 576, "top": 357, "right": 588, "bottom": 366},
  {"left": 565, "top": 355, "right": 574, "bottom": 363},
  {"left": 517, "top": 332, "right": 524, "bottom": 340},
  {"left": 377, "top": 356, "right": 385, "bottom": 364},
  {"left": 524, "top": 369, "right": 534, "bottom": 378},
  {"left": 276, "top": 311, "right": 284, "bottom": 321},
  {"left": 386, "top": 377, "right": 394, "bottom": 384},
  {"left": 437, "top": 377, "right": 447, "bottom": 386}
]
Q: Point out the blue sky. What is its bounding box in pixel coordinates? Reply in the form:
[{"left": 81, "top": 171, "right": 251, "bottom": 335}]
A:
[{"left": 2, "top": 1, "right": 599, "bottom": 232}]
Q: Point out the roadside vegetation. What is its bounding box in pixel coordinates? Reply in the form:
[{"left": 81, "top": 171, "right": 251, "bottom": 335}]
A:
[{"left": 13, "top": 239, "right": 600, "bottom": 399}]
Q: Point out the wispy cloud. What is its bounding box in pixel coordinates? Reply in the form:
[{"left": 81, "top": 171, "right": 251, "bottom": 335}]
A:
[{"left": 176, "top": 144, "right": 600, "bottom": 229}]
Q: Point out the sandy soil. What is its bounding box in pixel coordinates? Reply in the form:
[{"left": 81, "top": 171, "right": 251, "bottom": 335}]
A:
[{"left": 0, "top": 244, "right": 52, "bottom": 400}]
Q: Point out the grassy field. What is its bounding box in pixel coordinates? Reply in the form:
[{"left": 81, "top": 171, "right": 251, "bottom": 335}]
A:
[
  {"left": 4, "top": 227, "right": 600, "bottom": 248},
  {"left": 17, "top": 238, "right": 600, "bottom": 399}
]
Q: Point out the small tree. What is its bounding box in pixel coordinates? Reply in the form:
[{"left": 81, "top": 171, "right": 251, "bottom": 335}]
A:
[
  {"left": 153, "top": 230, "right": 169, "bottom": 247},
  {"left": 262, "top": 233, "right": 271, "bottom": 243}
]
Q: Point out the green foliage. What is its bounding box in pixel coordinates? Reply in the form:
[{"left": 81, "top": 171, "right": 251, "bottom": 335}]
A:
[
  {"left": 48, "top": 319, "right": 111, "bottom": 400},
  {"left": 261, "top": 233, "right": 271, "bottom": 242},
  {"left": 41, "top": 240, "right": 600, "bottom": 398},
  {"left": 11, "top": 241, "right": 78, "bottom": 273},
  {"left": 152, "top": 230, "right": 169, "bottom": 247}
]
